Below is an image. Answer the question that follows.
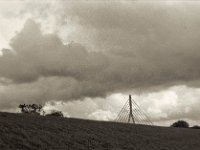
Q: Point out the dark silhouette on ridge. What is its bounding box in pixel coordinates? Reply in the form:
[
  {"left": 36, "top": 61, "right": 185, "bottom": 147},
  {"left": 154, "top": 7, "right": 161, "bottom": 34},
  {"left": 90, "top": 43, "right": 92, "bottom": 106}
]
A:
[
  {"left": 171, "top": 120, "right": 189, "bottom": 128},
  {"left": 18, "top": 104, "right": 44, "bottom": 115}
]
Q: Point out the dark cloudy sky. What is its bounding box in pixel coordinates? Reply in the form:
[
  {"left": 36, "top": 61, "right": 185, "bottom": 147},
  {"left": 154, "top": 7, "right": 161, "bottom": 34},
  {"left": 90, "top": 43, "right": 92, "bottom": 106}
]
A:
[{"left": 0, "top": 0, "right": 200, "bottom": 126}]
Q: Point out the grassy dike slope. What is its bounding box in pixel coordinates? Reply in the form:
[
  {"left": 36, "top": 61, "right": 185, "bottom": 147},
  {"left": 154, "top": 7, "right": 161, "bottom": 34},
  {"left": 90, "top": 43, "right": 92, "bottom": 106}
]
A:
[{"left": 0, "top": 112, "right": 200, "bottom": 150}]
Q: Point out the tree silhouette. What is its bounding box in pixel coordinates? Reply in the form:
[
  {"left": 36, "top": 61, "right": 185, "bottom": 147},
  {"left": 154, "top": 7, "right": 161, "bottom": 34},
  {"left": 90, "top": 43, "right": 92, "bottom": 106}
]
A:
[
  {"left": 18, "top": 104, "right": 44, "bottom": 115},
  {"left": 191, "top": 125, "right": 200, "bottom": 129},
  {"left": 171, "top": 120, "right": 189, "bottom": 128}
]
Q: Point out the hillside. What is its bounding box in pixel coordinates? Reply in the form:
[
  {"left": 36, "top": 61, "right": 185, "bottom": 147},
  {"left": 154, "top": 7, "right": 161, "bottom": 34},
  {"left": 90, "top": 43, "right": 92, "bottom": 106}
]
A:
[{"left": 0, "top": 112, "right": 200, "bottom": 150}]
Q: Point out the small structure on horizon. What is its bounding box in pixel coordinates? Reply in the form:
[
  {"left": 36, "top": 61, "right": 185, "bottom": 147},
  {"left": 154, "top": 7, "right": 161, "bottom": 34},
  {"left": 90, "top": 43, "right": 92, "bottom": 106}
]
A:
[
  {"left": 128, "top": 95, "right": 135, "bottom": 123},
  {"left": 115, "top": 95, "right": 153, "bottom": 125}
]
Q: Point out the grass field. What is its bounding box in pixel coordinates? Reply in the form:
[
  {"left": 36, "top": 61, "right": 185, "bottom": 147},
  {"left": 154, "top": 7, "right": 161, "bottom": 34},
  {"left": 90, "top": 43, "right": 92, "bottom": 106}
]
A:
[{"left": 0, "top": 112, "right": 200, "bottom": 150}]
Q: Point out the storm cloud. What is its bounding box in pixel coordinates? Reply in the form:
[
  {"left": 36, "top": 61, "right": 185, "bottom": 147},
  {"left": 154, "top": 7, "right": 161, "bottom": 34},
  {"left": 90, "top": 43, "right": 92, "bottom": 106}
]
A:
[{"left": 1, "top": 1, "right": 200, "bottom": 123}]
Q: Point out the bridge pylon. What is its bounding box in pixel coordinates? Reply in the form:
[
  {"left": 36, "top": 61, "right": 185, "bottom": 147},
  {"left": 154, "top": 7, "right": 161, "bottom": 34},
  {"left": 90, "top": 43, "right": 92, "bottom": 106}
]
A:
[
  {"left": 115, "top": 94, "right": 153, "bottom": 125},
  {"left": 128, "top": 95, "right": 135, "bottom": 123}
]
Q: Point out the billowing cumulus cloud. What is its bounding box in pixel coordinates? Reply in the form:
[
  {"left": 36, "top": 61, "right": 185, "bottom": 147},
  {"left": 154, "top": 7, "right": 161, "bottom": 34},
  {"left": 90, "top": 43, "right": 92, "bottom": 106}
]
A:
[
  {"left": 43, "top": 87, "right": 200, "bottom": 126},
  {"left": 1, "top": 1, "right": 200, "bottom": 124}
]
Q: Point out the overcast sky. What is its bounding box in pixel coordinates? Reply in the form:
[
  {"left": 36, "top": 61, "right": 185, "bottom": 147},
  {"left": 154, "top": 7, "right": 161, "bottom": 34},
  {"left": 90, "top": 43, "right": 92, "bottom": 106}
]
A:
[{"left": 0, "top": 0, "right": 200, "bottom": 126}]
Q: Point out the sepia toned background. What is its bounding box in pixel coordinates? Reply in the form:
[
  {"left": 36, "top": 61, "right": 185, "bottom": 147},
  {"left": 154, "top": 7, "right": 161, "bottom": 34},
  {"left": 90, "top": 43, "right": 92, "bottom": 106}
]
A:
[{"left": 0, "top": 0, "right": 200, "bottom": 126}]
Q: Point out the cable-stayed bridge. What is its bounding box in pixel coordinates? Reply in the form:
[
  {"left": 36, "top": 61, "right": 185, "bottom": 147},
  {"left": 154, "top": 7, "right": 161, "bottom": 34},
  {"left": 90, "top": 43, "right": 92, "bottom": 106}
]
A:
[{"left": 115, "top": 95, "right": 153, "bottom": 125}]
